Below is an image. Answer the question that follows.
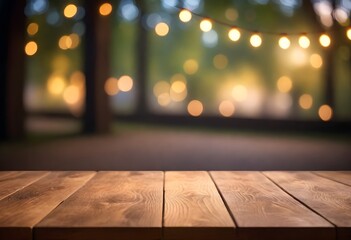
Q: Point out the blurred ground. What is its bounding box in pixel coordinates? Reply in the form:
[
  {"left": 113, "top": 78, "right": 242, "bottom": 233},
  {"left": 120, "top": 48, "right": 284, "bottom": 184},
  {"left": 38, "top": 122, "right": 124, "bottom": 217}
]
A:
[{"left": 0, "top": 117, "right": 350, "bottom": 170}]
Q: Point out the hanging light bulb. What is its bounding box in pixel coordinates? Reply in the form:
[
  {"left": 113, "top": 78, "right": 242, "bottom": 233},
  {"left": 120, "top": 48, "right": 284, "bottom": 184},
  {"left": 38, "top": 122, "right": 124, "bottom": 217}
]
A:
[
  {"left": 278, "top": 35, "right": 290, "bottom": 49},
  {"left": 179, "top": 9, "right": 192, "bottom": 23},
  {"left": 319, "top": 34, "right": 331, "bottom": 47},
  {"left": 298, "top": 35, "right": 310, "bottom": 49},
  {"left": 200, "top": 19, "right": 212, "bottom": 32},
  {"left": 228, "top": 28, "right": 241, "bottom": 41},
  {"left": 347, "top": 28, "right": 351, "bottom": 40},
  {"left": 250, "top": 33, "right": 262, "bottom": 48}
]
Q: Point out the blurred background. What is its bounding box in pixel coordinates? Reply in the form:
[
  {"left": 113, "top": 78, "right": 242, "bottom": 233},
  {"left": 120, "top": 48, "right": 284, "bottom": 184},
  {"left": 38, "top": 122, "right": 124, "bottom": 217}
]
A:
[{"left": 0, "top": 0, "right": 350, "bottom": 170}]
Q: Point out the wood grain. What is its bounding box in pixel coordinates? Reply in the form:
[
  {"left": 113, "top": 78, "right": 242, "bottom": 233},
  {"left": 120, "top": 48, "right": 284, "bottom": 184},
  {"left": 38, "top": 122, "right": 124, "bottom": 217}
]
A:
[
  {"left": 0, "top": 171, "right": 95, "bottom": 240},
  {"left": 164, "top": 171, "right": 235, "bottom": 240},
  {"left": 35, "top": 171, "right": 164, "bottom": 240},
  {"left": 265, "top": 171, "right": 351, "bottom": 240},
  {"left": 211, "top": 171, "right": 333, "bottom": 240},
  {"left": 314, "top": 171, "right": 351, "bottom": 187},
  {"left": 0, "top": 171, "right": 48, "bottom": 200}
]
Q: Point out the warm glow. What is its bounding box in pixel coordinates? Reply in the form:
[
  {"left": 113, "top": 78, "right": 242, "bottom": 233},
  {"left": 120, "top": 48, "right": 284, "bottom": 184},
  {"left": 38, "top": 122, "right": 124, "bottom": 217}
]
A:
[
  {"left": 58, "top": 35, "right": 73, "bottom": 50},
  {"left": 183, "top": 59, "right": 198, "bottom": 74},
  {"left": 187, "top": 100, "right": 203, "bottom": 117},
  {"left": 64, "top": 4, "right": 78, "bottom": 18},
  {"left": 118, "top": 75, "right": 133, "bottom": 92},
  {"left": 99, "top": 3, "right": 113, "bottom": 16},
  {"left": 219, "top": 100, "right": 235, "bottom": 117},
  {"left": 250, "top": 34, "right": 262, "bottom": 48},
  {"left": 299, "top": 94, "right": 313, "bottom": 110},
  {"left": 278, "top": 36, "right": 290, "bottom": 49},
  {"left": 298, "top": 35, "right": 310, "bottom": 48},
  {"left": 27, "top": 23, "right": 39, "bottom": 36},
  {"left": 69, "top": 33, "right": 80, "bottom": 49},
  {"left": 25, "top": 41, "right": 38, "bottom": 56},
  {"left": 347, "top": 28, "right": 351, "bottom": 40},
  {"left": 200, "top": 19, "right": 212, "bottom": 32},
  {"left": 225, "top": 8, "right": 238, "bottom": 21},
  {"left": 213, "top": 54, "right": 228, "bottom": 69},
  {"left": 155, "top": 22, "right": 169, "bottom": 37},
  {"left": 319, "top": 34, "right": 331, "bottom": 47},
  {"left": 153, "top": 81, "right": 170, "bottom": 97},
  {"left": 47, "top": 75, "right": 66, "bottom": 95},
  {"left": 310, "top": 54, "right": 323, "bottom": 68},
  {"left": 104, "top": 77, "right": 119, "bottom": 96},
  {"left": 70, "top": 71, "right": 85, "bottom": 88},
  {"left": 171, "top": 81, "right": 186, "bottom": 94},
  {"left": 63, "top": 85, "right": 80, "bottom": 104},
  {"left": 228, "top": 28, "right": 241, "bottom": 42},
  {"left": 231, "top": 85, "right": 248, "bottom": 102},
  {"left": 318, "top": 104, "right": 333, "bottom": 121},
  {"left": 170, "top": 88, "right": 187, "bottom": 102},
  {"left": 179, "top": 9, "right": 192, "bottom": 22},
  {"left": 158, "top": 93, "right": 171, "bottom": 106},
  {"left": 277, "top": 76, "right": 293, "bottom": 93}
]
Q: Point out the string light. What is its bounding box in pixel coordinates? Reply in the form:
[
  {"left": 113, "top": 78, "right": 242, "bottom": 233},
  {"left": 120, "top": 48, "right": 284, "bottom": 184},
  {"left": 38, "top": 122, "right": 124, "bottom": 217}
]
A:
[
  {"left": 298, "top": 35, "right": 310, "bottom": 48},
  {"left": 278, "top": 35, "right": 290, "bottom": 49},
  {"left": 179, "top": 9, "right": 192, "bottom": 22},
  {"left": 173, "top": 7, "right": 348, "bottom": 50},
  {"left": 250, "top": 33, "right": 262, "bottom": 48},
  {"left": 319, "top": 34, "right": 331, "bottom": 47},
  {"left": 228, "top": 28, "right": 241, "bottom": 42},
  {"left": 200, "top": 19, "right": 212, "bottom": 32},
  {"left": 347, "top": 28, "right": 351, "bottom": 40}
]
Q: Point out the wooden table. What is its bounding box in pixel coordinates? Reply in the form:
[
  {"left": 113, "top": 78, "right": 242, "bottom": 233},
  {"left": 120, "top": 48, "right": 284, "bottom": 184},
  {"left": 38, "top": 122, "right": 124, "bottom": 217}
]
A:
[{"left": 0, "top": 171, "right": 350, "bottom": 240}]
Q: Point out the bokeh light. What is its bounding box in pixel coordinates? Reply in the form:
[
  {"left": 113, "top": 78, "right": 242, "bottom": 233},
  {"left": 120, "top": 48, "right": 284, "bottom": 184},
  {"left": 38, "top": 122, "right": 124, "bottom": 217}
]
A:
[
  {"left": 277, "top": 76, "right": 293, "bottom": 93},
  {"left": 213, "top": 54, "right": 228, "bottom": 69},
  {"left": 319, "top": 34, "right": 331, "bottom": 47},
  {"left": 347, "top": 28, "right": 351, "bottom": 40},
  {"left": 64, "top": 4, "right": 78, "bottom": 18},
  {"left": 200, "top": 19, "right": 212, "bottom": 32},
  {"left": 25, "top": 41, "right": 38, "bottom": 56},
  {"left": 158, "top": 92, "right": 171, "bottom": 106},
  {"left": 278, "top": 36, "right": 290, "bottom": 49},
  {"left": 298, "top": 35, "right": 310, "bottom": 49},
  {"left": 250, "top": 34, "right": 262, "bottom": 47},
  {"left": 63, "top": 85, "right": 80, "bottom": 104},
  {"left": 118, "top": 75, "right": 133, "bottom": 92},
  {"left": 153, "top": 81, "right": 170, "bottom": 97},
  {"left": 179, "top": 9, "right": 192, "bottom": 22},
  {"left": 219, "top": 100, "right": 235, "bottom": 117},
  {"left": 104, "top": 77, "right": 119, "bottom": 96},
  {"left": 228, "top": 28, "right": 241, "bottom": 42},
  {"left": 183, "top": 59, "right": 198, "bottom": 74},
  {"left": 318, "top": 104, "right": 333, "bottom": 121},
  {"left": 99, "top": 3, "right": 113, "bottom": 16},
  {"left": 58, "top": 35, "right": 72, "bottom": 50},
  {"left": 47, "top": 75, "right": 66, "bottom": 95},
  {"left": 310, "top": 53, "right": 323, "bottom": 68},
  {"left": 187, "top": 100, "right": 203, "bottom": 117},
  {"left": 155, "top": 22, "right": 169, "bottom": 37},
  {"left": 299, "top": 94, "right": 313, "bottom": 110},
  {"left": 27, "top": 23, "right": 39, "bottom": 36}
]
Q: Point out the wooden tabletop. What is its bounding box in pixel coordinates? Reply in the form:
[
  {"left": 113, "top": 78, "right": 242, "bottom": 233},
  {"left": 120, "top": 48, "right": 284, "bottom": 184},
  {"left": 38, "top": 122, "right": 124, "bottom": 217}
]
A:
[{"left": 0, "top": 171, "right": 349, "bottom": 240}]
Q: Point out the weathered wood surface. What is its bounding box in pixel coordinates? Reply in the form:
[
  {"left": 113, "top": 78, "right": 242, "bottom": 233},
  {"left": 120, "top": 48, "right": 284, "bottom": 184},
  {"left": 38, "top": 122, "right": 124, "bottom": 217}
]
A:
[
  {"left": 0, "top": 171, "right": 350, "bottom": 240},
  {"left": 164, "top": 171, "right": 235, "bottom": 240},
  {"left": 0, "top": 171, "right": 48, "bottom": 200},
  {"left": 314, "top": 171, "right": 351, "bottom": 187},
  {"left": 0, "top": 171, "right": 95, "bottom": 240},
  {"left": 35, "top": 171, "right": 164, "bottom": 240},
  {"left": 264, "top": 171, "right": 351, "bottom": 240},
  {"left": 211, "top": 171, "right": 334, "bottom": 240}
]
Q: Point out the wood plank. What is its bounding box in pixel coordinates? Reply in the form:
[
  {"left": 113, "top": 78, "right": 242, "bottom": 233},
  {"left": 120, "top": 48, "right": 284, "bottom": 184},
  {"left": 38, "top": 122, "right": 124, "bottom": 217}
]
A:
[
  {"left": 0, "top": 171, "right": 95, "bottom": 240},
  {"left": 264, "top": 171, "right": 351, "bottom": 240},
  {"left": 35, "top": 171, "right": 163, "bottom": 240},
  {"left": 211, "top": 171, "right": 334, "bottom": 240},
  {"left": 314, "top": 171, "right": 351, "bottom": 187},
  {"left": 164, "top": 171, "right": 235, "bottom": 240},
  {"left": 0, "top": 171, "right": 48, "bottom": 200}
]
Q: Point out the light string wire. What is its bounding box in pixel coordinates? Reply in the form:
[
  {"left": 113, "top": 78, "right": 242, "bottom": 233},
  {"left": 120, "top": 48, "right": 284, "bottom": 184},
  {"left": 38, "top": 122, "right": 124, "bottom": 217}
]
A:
[{"left": 172, "top": 5, "right": 343, "bottom": 36}]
